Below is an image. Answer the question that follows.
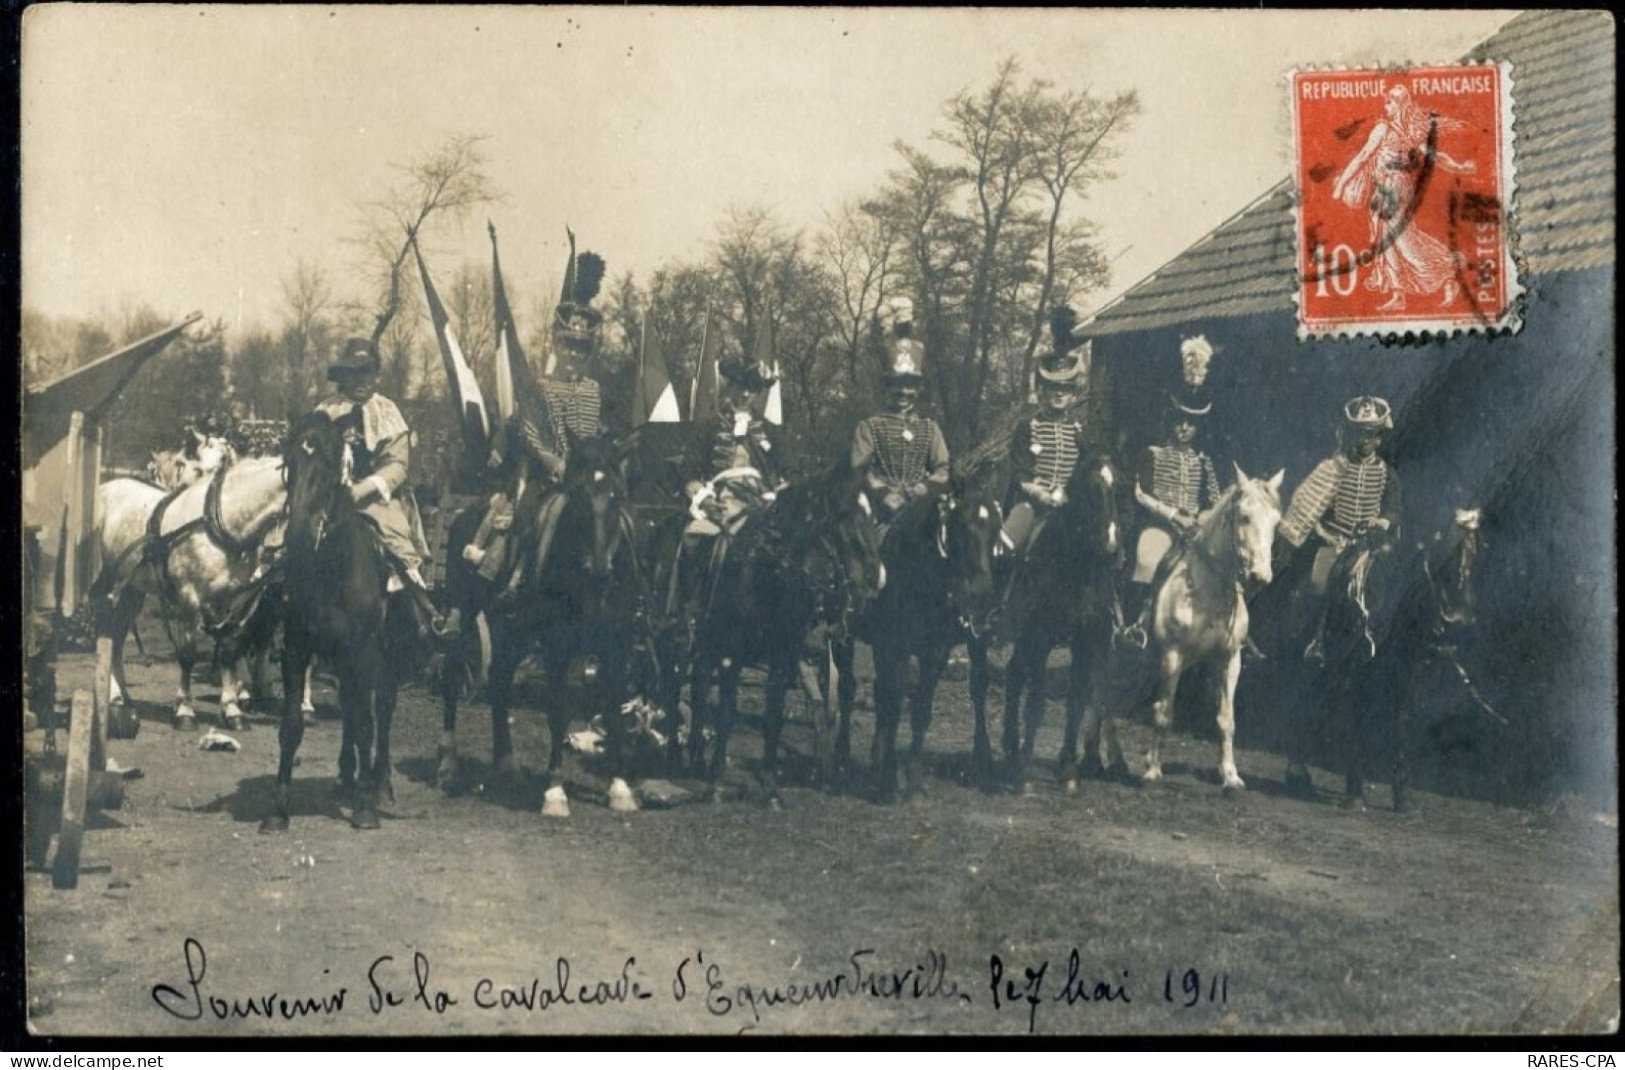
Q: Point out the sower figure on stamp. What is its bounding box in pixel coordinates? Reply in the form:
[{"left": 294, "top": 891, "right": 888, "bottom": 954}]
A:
[
  {"left": 314, "top": 337, "right": 445, "bottom": 638},
  {"left": 850, "top": 297, "right": 950, "bottom": 536},
  {"left": 467, "top": 244, "right": 609, "bottom": 615},
  {"left": 1119, "top": 381, "right": 1223, "bottom": 650},
  {"left": 670, "top": 356, "right": 785, "bottom": 626},
  {"left": 1277, "top": 395, "right": 1402, "bottom": 663},
  {"left": 1000, "top": 307, "right": 1096, "bottom": 597}
]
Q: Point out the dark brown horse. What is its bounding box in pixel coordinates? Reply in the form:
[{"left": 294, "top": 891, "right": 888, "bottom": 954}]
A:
[
  {"left": 657, "top": 463, "right": 885, "bottom": 806},
  {"left": 437, "top": 434, "right": 653, "bottom": 817},
  {"left": 831, "top": 478, "right": 1005, "bottom": 803},
  {"left": 266, "top": 412, "right": 416, "bottom": 832},
  {"left": 988, "top": 452, "right": 1123, "bottom": 794},
  {"left": 1289, "top": 507, "right": 1490, "bottom": 811}
]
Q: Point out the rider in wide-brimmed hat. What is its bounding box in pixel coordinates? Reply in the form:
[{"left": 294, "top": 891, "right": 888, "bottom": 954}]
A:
[
  {"left": 850, "top": 297, "right": 950, "bottom": 528},
  {"left": 315, "top": 336, "right": 445, "bottom": 637},
  {"left": 1278, "top": 394, "right": 1403, "bottom": 662},
  {"left": 1119, "top": 382, "right": 1223, "bottom": 649}
]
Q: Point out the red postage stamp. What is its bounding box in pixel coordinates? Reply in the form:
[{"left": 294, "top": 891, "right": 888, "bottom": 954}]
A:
[{"left": 1291, "top": 64, "right": 1520, "bottom": 338}]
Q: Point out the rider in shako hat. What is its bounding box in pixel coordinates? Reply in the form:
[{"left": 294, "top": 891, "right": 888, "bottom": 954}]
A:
[
  {"left": 315, "top": 337, "right": 445, "bottom": 637},
  {"left": 477, "top": 237, "right": 610, "bottom": 612},
  {"left": 1278, "top": 395, "right": 1402, "bottom": 662},
  {"left": 1119, "top": 375, "right": 1223, "bottom": 649},
  {"left": 850, "top": 297, "right": 950, "bottom": 531},
  {"left": 668, "top": 355, "right": 786, "bottom": 624},
  {"left": 1002, "top": 307, "right": 1094, "bottom": 557}
]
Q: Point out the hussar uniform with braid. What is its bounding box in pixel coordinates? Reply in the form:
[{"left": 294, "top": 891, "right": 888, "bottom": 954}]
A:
[
  {"left": 1002, "top": 306, "right": 1094, "bottom": 555},
  {"left": 851, "top": 298, "right": 949, "bottom": 527},
  {"left": 1281, "top": 395, "right": 1403, "bottom": 662}
]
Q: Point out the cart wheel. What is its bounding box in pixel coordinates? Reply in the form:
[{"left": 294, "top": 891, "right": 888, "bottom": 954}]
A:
[{"left": 52, "top": 690, "right": 93, "bottom": 890}]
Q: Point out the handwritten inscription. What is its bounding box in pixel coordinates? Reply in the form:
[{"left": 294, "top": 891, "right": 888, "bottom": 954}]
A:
[{"left": 150, "top": 938, "right": 1230, "bottom": 1031}]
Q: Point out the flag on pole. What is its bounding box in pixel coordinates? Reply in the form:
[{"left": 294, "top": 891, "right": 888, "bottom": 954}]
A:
[
  {"left": 751, "top": 310, "right": 783, "bottom": 426},
  {"left": 635, "top": 318, "right": 683, "bottom": 426},
  {"left": 490, "top": 222, "right": 553, "bottom": 457},
  {"left": 488, "top": 221, "right": 519, "bottom": 422},
  {"left": 413, "top": 239, "right": 489, "bottom": 458},
  {"left": 689, "top": 305, "right": 719, "bottom": 427}
]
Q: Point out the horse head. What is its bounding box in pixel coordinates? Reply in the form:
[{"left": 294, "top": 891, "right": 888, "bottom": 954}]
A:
[
  {"left": 776, "top": 464, "right": 886, "bottom": 610},
  {"left": 557, "top": 432, "right": 638, "bottom": 586},
  {"left": 1059, "top": 451, "right": 1122, "bottom": 561},
  {"left": 1429, "top": 505, "right": 1484, "bottom": 630},
  {"left": 1204, "top": 463, "right": 1284, "bottom": 588},
  {"left": 283, "top": 412, "right": 347, "bottom": 558},
  {"left": 939, "top": 476, "right": 1005, "bottom": 637}
]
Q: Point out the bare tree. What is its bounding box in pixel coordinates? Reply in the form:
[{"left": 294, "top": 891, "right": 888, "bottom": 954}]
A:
[
  {"left": 279, "top": 258, "right": 332, "bottom": 417},
  {"left": 818, "top": 199, "right": 897, "bottom": 390},
  {"left": 348, "top": 134, "right": 501, "bottom": 350}
]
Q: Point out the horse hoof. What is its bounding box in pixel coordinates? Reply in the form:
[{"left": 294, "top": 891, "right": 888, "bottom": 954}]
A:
[
  {"left": 1064, "top": 778, "right": 1081, "bottom": 797},
  {"left": 608, "top": 778, "right": 639, "bottom": 813},
  {"left": 1139, "top": 770, "right": 1164, "bottom": 788},
  {"left": 1339, "top": 793, "right": 1368, "bottom": 812},
  {"left": 225, "top": 715, "right": 246, "bottom": 733},
  {"left": 1019, "top": 779, "right": 1041, "bottom": 799},
  {"left": 351, "top": 806, "right": 381, "bottom": 830},
  {"left": 258, "top": 815, "right": 290, "bottom": 835},
  {"left": 302, "top": 707, "right": 319, "bottom": 727},
  {"left": 1222, "top": 780, "right": 1246, "bottom": 797},
  {"left": 542, "top": 786, "right": 571, "bottom": 818},
  {"left": 174, "top": 714, "right": 197, "bottom": 732}
]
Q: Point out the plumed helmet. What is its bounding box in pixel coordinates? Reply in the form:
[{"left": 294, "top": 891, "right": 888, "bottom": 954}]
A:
[
  {"left": 1343, "top": 395, "right": 1393, "bottom": 431},
  {"left": 1179, "top": 334, "right": 1215, "bottom": 388},
  {"left": 552, "top": 228, "right": 606, "bottom": 359},
  {"left": 882, "top": 297, "right": 925, "bottom": 382},
  {"left": 1036, "top": 306, "right": 1089, "bottom": 387},
  {"left": 719, "top": 356, "right": 775, "bottom": 392},
  {"left": 327, "top": 337, "right": 381, "bottom": 381}
]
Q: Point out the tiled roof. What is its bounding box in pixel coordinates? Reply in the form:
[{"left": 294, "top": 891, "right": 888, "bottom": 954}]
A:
[{"left": 1088, "top": 9, "right": 1614, "bottom": 337}]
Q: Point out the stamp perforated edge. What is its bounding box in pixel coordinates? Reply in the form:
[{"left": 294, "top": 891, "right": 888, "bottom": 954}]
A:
[{"left": 1287, "top": 59, "right": 1524, "bottom": 343}]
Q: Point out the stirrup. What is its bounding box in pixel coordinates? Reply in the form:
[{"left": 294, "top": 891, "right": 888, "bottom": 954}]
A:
[
  {"left": 1116, "top": 621, "right": 1148, "bottom": 650},
  {"left": 1304, "top": 637, "right": 1325, "bottom": 664}
]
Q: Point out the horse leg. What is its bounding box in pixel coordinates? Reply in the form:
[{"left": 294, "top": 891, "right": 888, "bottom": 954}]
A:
[
  {"left": 1059, "top": 637, "right": 1088, "bottom": 794},
  {"left": 969, "top": 634, "right": 995, "bottom": 788},
  {"left": 540, "top": 673, "right": 572, "bottom": 819},
  {"left": 834, "top": 639, "right": 857, "bottom": 778},
  {"left": 761, "top": 660, "right": 790, "bottom": 809},
  {"left": 904, "top": 644, "right": 947, "bottom": 800},
  {"left": 173, "top": 625, "right": 199, "bottom": 731},
  {"left": 104, "top": 589, "right": 143, "bottom": 709},
  {"left": 261, "top": 637, "right": 311, "bottom": 834},
  {"left": 1001, "top": 642, "right": 1029, "bottom": 770},
  {"left": 1017, "top": 643, "right": 1051, "bottom": 794},
  {"left": 437, "top": 642, "right": 464, "bottom": 792},
  {"left": 1142, "top": 647, "right": 1184, "bottom": 785},
  {"left": 687, "top": 657, "right": 713, "bottom": 780},
  {"left": 374, "top": 628, "right": 404, "bottom": 809},
  {"left": 705, "top": 662, "right": 743, "bottom": 804},
  {"left": 344, "top": 660, "right": 381, "bottom": 830},
  {"left": 219, "top": 658, "right": 248, "bottom": 732},
  {"left": 1217, "top": 649, "right": 1246, "bottom": 793},
  {"left": 872, "top": 647, "right": 904, "bottom": 804},
  {"left": 488, "top": 637, "right": 522, "bottom": 790}
]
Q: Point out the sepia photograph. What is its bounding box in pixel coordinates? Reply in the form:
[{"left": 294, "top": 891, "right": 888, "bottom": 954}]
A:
[{"left": 15, "top": 6, "right": 1617, "bottom": 1038}]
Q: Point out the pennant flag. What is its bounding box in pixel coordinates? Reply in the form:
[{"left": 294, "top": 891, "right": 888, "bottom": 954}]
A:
[
  {"left": 488, "top": 221, "right": 527, "bottom": 421},
  {"left": 750, "top": 310, "right": 782, "bottom": 426},
  {"left": 689, "top": 305, "right": 719, "bottom": 427},
  {"left": 635, "top": 318, "right": 683, "bottom": 426},
  {"left": 414, "top": 239, "right": 489, "bottom": 458}
]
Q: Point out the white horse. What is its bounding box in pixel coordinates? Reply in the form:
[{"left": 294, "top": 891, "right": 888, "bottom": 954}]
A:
[
  {"left": 1131, "top": 464, "right": 1283, "bottom": 791},
  {"left": 94, "top": 457, "right": 294, "bottom": 730}
]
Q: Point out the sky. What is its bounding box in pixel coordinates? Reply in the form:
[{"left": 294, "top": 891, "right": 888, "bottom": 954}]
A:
[{"left": 21, "top": 6, "right": 1516, "bottom": 343}]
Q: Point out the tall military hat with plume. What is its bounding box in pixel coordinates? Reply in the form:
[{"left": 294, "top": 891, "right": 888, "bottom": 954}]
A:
[
  {"left": 880, "top": 296, "right": 926, "bottom": 381},
  {"left": 552, "top": 227, "right": 607, "bottom": 361},
  {"left": 1036, "top": 305, "right": 1089, "bottom": 387}
]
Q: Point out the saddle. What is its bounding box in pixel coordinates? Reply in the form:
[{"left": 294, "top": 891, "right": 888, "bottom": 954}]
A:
[{"left": 104, "top": 464, "right": 255, "bottom": 610}]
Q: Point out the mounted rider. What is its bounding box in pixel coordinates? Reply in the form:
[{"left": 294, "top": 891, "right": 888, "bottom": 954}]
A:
[
  {"left": 1119, "top": 376, "right": 1223, "bottom": 649},
  {"left": 1001, "top": 306, "right": 1095, "bottom": 558},
  {"left": 850, "top": 297, "right": 950, "bottom": 533},
  {"left": 314, "top": 337, "right": 445, "bottom": 637},
  {"left": 1278, "top": 395, "right": 1403, "bottom": 662},
  {"left": 473, "top": 244, "right": 609, "bottom": 612},
  {"left": 181, "top": 412, "right": 237, "bottom": 478},
  {"left": 669, "top": 356, "right": 785, "bottom": 622}
]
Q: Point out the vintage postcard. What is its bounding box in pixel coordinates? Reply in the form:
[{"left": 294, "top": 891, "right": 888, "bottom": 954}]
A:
[{"left": 16, "top": 6, "right": 1616, "bottom": 1041}]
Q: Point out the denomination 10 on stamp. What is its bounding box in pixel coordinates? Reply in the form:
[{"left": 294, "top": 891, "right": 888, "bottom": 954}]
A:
[{"left": 1291, "top": 64, "right": 1519, "bottom": 338}]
